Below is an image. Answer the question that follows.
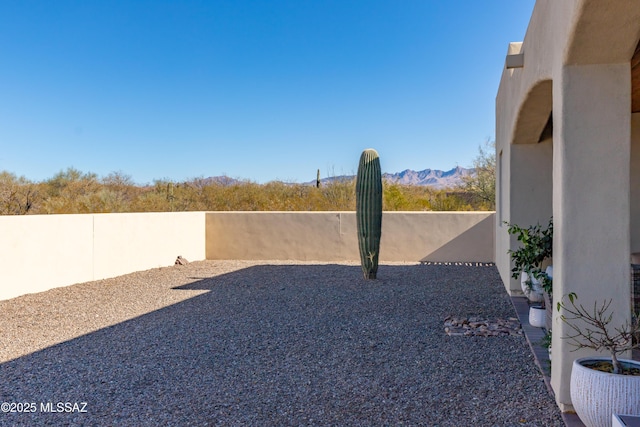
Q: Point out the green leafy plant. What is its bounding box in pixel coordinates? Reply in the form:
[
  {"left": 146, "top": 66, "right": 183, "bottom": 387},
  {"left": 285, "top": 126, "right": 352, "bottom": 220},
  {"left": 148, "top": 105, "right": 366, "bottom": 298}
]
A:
[
  {"left": 539, "top": 329, "right": 553, "bottom": 374},
  {"left": 557, "top": 292, "right": 640, "bottom": 374},
  {"left": 505, "top": 217, "right": 553, "bottom": 295},
  {"left": 540, "top": 329, "right": 552, "bottom": 350}
]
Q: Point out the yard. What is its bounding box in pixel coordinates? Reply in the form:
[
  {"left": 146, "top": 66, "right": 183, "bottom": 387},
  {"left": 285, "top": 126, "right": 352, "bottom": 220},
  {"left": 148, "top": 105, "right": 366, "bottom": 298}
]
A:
[{"left": 0, "top": 261, "right": 563, "bottom": 426}]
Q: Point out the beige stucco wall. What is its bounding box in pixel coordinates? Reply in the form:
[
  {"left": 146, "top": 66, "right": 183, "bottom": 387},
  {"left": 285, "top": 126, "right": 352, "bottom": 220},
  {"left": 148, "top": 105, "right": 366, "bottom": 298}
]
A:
[
  {"left": 0, "top": 212, "right": 206, "bottom": 301},
  {"left": 206, "top": 211, "right": 495, "bottom": 263},
  {"left": 0, "top": 215, "right": 95, "bottom": 300},
  {"left": 496, "top": 0, "right": 640, "bottom": 412},
  {"left": 1, "top": 211, "right": 495, "bottom": 301},
  {"left": 92, "top": 212, "right": 206, "bottom": 280}
]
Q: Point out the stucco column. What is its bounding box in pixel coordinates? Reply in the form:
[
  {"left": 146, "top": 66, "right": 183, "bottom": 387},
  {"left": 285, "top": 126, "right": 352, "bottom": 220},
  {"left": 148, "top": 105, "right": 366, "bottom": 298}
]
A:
[
  {"left": 630, "top": 114, "right": 640, "bottom": 253},
  {"left": 551, "top": 63, "right": 631, "bottom": 411}
]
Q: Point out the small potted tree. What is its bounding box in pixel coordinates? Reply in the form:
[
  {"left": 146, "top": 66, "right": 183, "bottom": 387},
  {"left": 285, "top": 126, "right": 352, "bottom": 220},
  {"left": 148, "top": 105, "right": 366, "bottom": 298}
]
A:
[
  {"left": 505, "top": 218, "right": 553, "bottom": 327},
  {"left": 557, "top": 292, "right": 640, "bottom": 427}
]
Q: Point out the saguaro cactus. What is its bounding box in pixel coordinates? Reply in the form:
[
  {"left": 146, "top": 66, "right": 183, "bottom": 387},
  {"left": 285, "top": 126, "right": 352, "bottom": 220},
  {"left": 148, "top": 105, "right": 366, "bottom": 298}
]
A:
[{"left": 356, "top": 148, "right": 382, "bottom": 279}]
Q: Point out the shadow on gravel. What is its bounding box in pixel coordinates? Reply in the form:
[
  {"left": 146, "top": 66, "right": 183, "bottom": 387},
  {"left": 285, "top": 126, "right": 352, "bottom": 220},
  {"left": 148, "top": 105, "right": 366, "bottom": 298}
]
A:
[{"left": 0, "top": 264, "right": 564, "bottom": 426}]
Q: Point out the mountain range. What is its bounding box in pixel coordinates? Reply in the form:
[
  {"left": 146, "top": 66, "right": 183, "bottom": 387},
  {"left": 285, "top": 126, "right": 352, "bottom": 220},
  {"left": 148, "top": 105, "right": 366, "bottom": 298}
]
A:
[
  {"left": 316, "top": 166, "right": 473, "bottom": 189},
  {"left": 200, "top": 166, "right": 473, "bottom": 189},
  {"left": 382, "top": 166, "right": 472, "bottom": 188}
]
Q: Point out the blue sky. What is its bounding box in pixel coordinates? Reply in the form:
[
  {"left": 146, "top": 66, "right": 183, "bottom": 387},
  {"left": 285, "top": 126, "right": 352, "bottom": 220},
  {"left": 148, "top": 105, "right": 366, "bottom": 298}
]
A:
[{"left": 0, "top": 0, "right": 535, "bottom": 184}]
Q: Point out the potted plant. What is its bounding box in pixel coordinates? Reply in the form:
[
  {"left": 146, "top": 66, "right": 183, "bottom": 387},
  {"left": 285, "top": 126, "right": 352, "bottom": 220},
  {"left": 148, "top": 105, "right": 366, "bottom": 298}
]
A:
[
  {"left": 541, "top": 329, "right": 552, "bottom": 359},
  {"left": 557, "top": 292, "right": 640, "bottom": 427},
  {"left": 538, "top": 330, "right": 552, "bottom": 375},
  {"left": 505, "top": 218, "right": 553, "bottom": 323},
  {"left": 529, "top": 304, "right": 546, "bottom": 328},
  {"left": 542, "top": 265, "right": 553, "bottom": 329}
]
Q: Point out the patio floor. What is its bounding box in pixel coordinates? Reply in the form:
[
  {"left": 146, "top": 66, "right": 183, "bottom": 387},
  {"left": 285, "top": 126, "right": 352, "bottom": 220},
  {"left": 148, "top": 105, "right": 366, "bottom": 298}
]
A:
[
  {"left": 511, "top": 297, "right": 583, "bottom": 427},
  {"left": 0, "top": 260, "right": 566, "bottom": 426}
]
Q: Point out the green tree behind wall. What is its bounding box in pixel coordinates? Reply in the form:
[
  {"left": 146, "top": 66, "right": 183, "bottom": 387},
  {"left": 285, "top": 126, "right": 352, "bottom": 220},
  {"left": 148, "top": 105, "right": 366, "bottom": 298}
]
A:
[{"left": 459, "top": 140, "right": 496, "bottom": 210}]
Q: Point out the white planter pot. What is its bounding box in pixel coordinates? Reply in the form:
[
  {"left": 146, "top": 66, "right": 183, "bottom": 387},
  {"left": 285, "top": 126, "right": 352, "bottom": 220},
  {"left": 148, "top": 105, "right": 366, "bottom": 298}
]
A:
[
  {"left": 529, "top": 306, "right": 546, "bottom": 328},
  {"left": 520, "top": 271, "right": 544, "bottom": 302},
  {"left": 570, "top": 357, "right": 640, "bottom": 427}
]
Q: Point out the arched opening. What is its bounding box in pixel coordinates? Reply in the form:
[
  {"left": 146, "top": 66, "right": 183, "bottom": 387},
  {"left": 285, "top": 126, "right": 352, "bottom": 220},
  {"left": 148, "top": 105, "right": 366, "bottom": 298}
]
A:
[
  {"left": 500, "top": 78, "right": 554, "bottom": 293},
  {"left": 512, "top": 80, "right": 552, "bottom": 145}
]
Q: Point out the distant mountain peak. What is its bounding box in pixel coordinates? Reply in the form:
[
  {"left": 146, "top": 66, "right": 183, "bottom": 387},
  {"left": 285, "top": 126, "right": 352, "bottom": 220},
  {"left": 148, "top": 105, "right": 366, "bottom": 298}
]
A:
[
  {"left": 201, "top": 166, "right": 473, "bottom": 189},
  {"left": 315, "top": 166, "right": 472, "bottom": 189},
  {"left": 382, "top": 166, "right": 472, "bottom": 188}
]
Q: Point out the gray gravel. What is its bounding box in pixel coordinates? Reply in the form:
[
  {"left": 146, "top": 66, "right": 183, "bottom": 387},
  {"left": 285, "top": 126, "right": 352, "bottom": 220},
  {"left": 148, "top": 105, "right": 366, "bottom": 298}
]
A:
[{"left": 0, "top": 260, "right": 564, "bottom": 426}]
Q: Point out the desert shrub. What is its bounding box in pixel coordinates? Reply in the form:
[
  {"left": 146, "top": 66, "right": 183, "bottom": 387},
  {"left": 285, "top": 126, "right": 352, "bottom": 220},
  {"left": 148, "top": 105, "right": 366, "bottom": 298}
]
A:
[
  {"left": 459, "top": 140, "right": 495, "bottom": 210},
  {"left": 0, "top": 169, "right": 487, "bottom": 214},
  {"left": 0, "top": 171, "right": 40, "bottom": 214}
]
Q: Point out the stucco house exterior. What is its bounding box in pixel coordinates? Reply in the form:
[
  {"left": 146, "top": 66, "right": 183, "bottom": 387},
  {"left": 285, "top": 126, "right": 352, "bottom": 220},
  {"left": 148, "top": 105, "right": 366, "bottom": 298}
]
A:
[{"left": 495, "top": 0, "right": 640, "bottom": 412}]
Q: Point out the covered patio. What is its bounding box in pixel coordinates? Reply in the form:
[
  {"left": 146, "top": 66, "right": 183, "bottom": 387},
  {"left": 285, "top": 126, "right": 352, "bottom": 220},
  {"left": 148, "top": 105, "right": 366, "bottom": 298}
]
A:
[{"left": 496, "top": 0, "right": 640, "bottom": 412}]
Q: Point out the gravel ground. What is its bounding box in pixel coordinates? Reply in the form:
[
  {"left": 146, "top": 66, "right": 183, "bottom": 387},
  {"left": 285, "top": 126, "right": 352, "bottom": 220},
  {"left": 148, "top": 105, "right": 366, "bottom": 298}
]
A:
[{"left": 0, "top": 260, "right": 564, "bottom": 426}]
